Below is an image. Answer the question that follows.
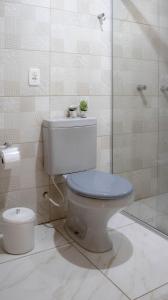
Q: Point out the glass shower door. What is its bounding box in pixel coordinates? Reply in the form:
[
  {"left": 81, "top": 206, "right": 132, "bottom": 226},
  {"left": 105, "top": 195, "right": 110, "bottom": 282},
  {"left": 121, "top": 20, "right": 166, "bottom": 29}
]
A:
[{"left": 113, "top": 0, "right": 168, "bottom": 235}]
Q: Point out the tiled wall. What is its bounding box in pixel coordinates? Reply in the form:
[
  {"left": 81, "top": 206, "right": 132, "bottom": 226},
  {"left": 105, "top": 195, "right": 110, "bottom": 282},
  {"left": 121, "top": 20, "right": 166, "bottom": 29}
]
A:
[
  {"left": 0, "top": 0, "right": 112, "bottom": 225},
  {"left": 113, "top": 0, "right": 168, "bottom": 200}
]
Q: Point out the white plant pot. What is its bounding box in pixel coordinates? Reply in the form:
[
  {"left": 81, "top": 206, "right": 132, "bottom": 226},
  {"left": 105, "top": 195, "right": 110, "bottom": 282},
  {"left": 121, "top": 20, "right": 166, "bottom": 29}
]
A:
[
  {"left": 80, "top": 111, "right": 87, "bottom": 118},
  {"left": 69, "top": 110, "right": 77, "bottom": 118}
]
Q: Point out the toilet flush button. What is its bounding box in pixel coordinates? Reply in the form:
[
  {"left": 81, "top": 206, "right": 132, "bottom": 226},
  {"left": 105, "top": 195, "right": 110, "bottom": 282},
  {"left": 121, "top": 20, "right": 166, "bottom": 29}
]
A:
[{"left": 29, "top": 68, "right": 40, "bottom": 86}]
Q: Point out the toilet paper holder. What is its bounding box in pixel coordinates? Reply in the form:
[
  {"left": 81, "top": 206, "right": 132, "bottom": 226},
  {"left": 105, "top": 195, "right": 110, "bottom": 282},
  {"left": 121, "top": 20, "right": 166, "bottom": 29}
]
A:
[{"left": 0, "top": 143, "right": 20, "bottom": 170}]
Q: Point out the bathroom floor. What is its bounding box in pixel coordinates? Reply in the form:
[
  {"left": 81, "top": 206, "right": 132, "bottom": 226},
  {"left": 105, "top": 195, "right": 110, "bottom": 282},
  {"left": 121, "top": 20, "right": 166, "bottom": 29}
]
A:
[
  {"left": 124, "top": 193, "right": 168, "bottom": 236},
  {"left": 0, "top": 213, "right": 168, "bottom": 300}
]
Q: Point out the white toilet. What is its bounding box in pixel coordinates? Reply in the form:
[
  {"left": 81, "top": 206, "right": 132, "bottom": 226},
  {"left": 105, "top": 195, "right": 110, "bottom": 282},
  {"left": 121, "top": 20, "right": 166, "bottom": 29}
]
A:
[{"left": 43, "top": 117, "right": 134, "bottom": 252}]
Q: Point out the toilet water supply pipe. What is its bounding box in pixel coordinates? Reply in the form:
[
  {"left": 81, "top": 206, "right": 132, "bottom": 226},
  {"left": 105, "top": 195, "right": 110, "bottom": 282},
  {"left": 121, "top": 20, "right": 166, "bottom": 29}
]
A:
[{"left": 43, "top": 176, "right": 65, "bottom": 208}]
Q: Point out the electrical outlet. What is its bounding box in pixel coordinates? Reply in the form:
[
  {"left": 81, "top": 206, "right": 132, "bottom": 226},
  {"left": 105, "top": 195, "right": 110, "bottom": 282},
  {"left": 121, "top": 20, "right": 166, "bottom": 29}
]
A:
[{"left": 29, "top": 68, "right": 40, "bottom": 86}]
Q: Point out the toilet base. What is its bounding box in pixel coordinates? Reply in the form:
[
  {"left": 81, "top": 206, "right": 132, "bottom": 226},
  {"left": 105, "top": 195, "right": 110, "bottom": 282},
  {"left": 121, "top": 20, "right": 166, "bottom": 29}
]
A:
[
  {"left": 65, "top": 188, "right": 134, "bottom": 253},
  {"left": 64, "top": 219, "right": 113, "bottom": 253}
]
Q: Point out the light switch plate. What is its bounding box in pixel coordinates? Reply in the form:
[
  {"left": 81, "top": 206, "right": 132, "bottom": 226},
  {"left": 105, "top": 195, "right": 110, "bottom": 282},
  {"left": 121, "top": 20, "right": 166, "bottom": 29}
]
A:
[{"left": 29, "top": 68, "right": 40, "bottom": 86}]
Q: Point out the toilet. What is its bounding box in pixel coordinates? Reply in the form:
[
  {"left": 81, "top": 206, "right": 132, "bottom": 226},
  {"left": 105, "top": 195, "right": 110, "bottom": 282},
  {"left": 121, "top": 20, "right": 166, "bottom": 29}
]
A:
[{"left": 43, "top": 117, "right": 134, "bottom": 253}]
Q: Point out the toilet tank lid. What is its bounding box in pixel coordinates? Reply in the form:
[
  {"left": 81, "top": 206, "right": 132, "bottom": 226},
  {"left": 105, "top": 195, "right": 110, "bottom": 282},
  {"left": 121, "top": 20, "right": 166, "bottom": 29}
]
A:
[{"left": 43, "top": 117, "right": 97, "bottom": 128}]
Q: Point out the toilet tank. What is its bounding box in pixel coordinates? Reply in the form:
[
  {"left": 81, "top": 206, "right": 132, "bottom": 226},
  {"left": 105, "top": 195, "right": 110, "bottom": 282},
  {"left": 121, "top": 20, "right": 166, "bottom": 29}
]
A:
[{"left": 42, "top": 118, "right": 97, "bottom": 175}]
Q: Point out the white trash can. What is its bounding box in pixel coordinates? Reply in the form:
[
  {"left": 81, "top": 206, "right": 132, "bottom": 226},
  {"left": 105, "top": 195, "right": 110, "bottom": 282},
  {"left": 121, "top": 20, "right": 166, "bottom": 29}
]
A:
[{"left": 2, "top": 207, "right": 36, "bottom": 255}]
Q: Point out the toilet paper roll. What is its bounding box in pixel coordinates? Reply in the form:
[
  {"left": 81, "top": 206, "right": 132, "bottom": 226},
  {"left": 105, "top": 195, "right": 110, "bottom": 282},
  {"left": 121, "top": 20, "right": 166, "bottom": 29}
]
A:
[{"left": 0, "top": 147, "right": 20, "bottom": 170}]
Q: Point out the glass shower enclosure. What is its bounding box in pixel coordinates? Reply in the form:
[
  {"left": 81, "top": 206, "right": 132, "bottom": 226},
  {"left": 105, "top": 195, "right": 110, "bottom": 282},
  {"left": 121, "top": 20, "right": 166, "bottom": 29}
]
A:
[{"left": 112, "top": 1, "right": 168, "bottom": 235}]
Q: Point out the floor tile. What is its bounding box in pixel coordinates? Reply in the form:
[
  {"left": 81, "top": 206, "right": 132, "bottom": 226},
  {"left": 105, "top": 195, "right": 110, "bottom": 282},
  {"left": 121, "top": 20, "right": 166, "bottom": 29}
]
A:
[
  {"left": 145, "top": 193, "right": 168, "bottom": 216},
  {"left": 0, "top": 244, "right": 129, "bottom": 300},
  {"left": 124, "top": 200, "right": 159, "bottom": 222},
  {"left": 138, "top": 284, "right": 168, "bottom": 300},
  {"left": 0, "top": 223, "right": 68, "bottom": 264},
  {"left": 68, "top": 223, "right": 168, "bottom": 299},
  {"left": 107, "top": 212, "right": 135, "bottom": 230}
]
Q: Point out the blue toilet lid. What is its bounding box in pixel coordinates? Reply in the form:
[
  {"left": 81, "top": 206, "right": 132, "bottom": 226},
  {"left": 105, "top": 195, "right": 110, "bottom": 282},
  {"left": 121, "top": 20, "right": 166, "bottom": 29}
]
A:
[{"left": 67, "top": 170, "right": 133, "bottom": 200}]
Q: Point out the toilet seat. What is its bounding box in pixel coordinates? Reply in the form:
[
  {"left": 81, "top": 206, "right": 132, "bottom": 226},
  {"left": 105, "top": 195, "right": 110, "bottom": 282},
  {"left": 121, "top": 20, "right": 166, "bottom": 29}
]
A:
[{"left": 67, "top": 170, "right": 133, "bottom": 200}]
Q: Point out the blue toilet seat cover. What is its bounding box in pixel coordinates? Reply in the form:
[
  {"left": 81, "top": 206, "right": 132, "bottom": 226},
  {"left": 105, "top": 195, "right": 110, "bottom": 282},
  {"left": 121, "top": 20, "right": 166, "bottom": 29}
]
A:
[{"left": 67, "top": 170, "right": 133, "bottom": 200}]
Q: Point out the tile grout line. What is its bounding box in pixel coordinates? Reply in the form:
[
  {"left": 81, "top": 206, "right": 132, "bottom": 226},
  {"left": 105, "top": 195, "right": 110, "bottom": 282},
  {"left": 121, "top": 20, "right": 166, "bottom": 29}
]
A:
[
  {"left": 61, "top": 224, "right": 168, "bottom": 300},
  {"left": 0, "top": 94, "right": 113, "bottom": 97},
  {"left": 0, "top": 47, "right": 112, "bottom": 58},
  {"left": 54, "top": 221, "right": 137, "bottom": 300},
  {"left": 133, "top": 280, "right": 168, "bottom": 300},
  {"left": 71, "top": 241, "right": 131, "bottom": 300},
  {"left": 1, "top": 0, "right": 113, "bottom": 19},
  {"left": 108, "top": 221, "right": 136, "bottom": 231},
  {"left": 54, "top": 217, "right": 168, "bottom": 299},
  {"left": 123, "top": 211, "right": 168, "bottom": 242},
  {"left": 0, "top": 239, "right": 71, "bottom": 266}
]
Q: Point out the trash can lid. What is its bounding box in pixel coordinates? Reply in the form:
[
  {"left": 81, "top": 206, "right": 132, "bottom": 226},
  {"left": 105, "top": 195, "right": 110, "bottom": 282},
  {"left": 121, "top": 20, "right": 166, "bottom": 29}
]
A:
[{"left": 2, "top": 207, "right": 36, "bottom": 224}]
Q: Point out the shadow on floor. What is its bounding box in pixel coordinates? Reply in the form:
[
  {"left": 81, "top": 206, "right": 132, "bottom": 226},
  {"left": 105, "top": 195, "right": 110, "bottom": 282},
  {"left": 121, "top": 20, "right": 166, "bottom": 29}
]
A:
[{"left": 55, "top": 229, "right": 133, "bottom": 270}]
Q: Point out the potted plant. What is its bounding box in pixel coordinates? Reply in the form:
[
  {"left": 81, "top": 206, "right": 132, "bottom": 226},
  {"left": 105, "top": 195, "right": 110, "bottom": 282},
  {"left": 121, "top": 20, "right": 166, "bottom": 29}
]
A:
[{"left": 79, "top": 100, "right": 88, "bottom": 118}]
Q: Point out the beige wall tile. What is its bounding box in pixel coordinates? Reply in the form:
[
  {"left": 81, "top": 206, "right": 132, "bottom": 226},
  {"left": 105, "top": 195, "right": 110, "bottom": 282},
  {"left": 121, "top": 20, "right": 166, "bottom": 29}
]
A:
[
  {"left": 159, "top": 27, "right": 168, "bottom": 62},
  {"left": 0, "top": 0, "right": 112, "bottom": 222},
  {"left": 113, "top": 0, "right": 158, "bottom": 26},
  {"left": 50, "top": 53, "right": 112, "bottom": 96},
  {"left": 51, "top": 8, "right": 112, "bottom": 56},
  {"left": 51, "top": 0, "right": 112, "bottom": 18},
  {"left": 159, "top": 61, "right": 168, "bottom": 95},
  {"left": 0, "top": 2, "right": 50, "bottom": 51},
  {"left": 113, "top": 95, "right": 158, "bottom": 110},
  {"left": 0, "top": 49, "right": 49, "bottom": 96},
  {"left": 97, "top": 136, "right": 112, "bottom": 172},
  {"left": 0, "top": 186, "right": 50, "bottom": 232},
  {"left": 113, "top": 106, "right": 158, "bottom": 134},
  {"left": 113, "top": 132, "right": 158, "bottom": 173},
  {"left": 158, "top": 163, "right": 168, "bottom": 194},
  {"left": 119, "top": 167, "right": 158, "bottom": 200},
  {"left": 50, "top": 95, "right": 112, "bottom": 137},
  {"left": 159, "top": 0, "right": 168, "bottom": 28},
  {"left": 49, "top": 183, "right": 67, "bottom": 221},
  {"left": 0, "top": 0, "right": 113, "bottom": 224},
  {"left": 113, "top": 57, "right": 158, "bottom": 96},
  {"left": 113, "top": 19, "right": 159, "bottom": 60},
  {"left": 0, "top": 96, "right": 49, "bottom": 143},
  {"left": 1, "top": 0, "right": 50, "bottom": 7},
  {"left": 0, "top": 142, "right": 49, "bottom": 193},
  {"left": 158, "top": 130, "right": 168, "bottom": 165}
]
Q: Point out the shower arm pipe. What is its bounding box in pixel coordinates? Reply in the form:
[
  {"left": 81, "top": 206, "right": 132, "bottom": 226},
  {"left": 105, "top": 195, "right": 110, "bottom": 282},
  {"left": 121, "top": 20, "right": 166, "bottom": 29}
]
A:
[
  {"left": 137, "top": 84, "right": 147, "bottom": 91},
  {"left": 160, "top": 86, "right": 168, "bottom": 92}
]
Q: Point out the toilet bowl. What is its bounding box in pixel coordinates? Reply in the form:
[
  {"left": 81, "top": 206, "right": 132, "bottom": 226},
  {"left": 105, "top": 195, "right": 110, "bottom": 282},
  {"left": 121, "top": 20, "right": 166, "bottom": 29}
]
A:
[
  {"left": 42, "top": 117, "right": 134, "bottom": 253},
  {"left": 65, "top": 170, "right": 134, "bottom": 252}
]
